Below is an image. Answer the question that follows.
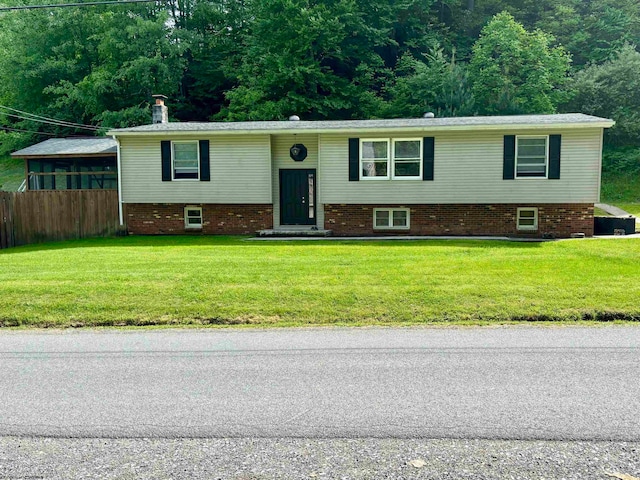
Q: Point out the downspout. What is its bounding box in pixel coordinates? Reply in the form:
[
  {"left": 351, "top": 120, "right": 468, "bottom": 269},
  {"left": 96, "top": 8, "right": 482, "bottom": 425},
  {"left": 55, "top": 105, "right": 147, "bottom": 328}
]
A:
[
  {"left": 597, "top": 128, "right": 604, "bottom": 204},
  {"left": 114, "top": 135, "right": 124, "bottom": 228}
]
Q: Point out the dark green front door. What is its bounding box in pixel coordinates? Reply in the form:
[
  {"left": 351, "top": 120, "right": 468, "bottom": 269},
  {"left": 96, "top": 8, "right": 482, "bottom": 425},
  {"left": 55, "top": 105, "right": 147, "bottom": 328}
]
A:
[{"left": 280, "top": 169, "right": 316, "bottom": 225}]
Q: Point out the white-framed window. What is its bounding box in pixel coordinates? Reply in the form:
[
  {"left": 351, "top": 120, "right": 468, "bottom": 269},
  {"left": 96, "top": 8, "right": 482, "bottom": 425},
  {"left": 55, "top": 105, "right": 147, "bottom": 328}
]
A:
[
  {"left": 184, "top": 206, "right": 203, "bottom": 229},
  {"left": 373, "top": 208, "right": 410, "bottom": 230},
  {"left": 392, "top": 139, "right": 422, "bottom": 179},
  {"left": 360, "top": 138, "right": 423, "bottom": 180},
  {"left": 360, "top": 139, "right": 390, "bottom": 179},
  {"left": 517, "top": 207, "right": 538, "bottom": 231},
  {"left": 173, "top": 141, "right": 200, "bottom": 180},
  {"left": 516, "top": 136, "right": 548, "bottom": 178}
]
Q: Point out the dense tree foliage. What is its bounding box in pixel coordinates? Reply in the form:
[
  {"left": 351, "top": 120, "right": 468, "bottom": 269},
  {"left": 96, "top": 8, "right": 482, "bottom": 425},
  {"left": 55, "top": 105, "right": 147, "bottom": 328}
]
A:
[
  {"left": 468, "top": 12, "right": 570, "bottom": 115},
  {"left": 384, "top": 48, "right": 474, "bottom": 118},
  {"left": 0, "top": 2, "right": 184, "bottom": 136},
  {"left": 0, "top": 0, "right": 638, "bottom": 153},
  {"left": 219, "top": 0, "right": 390, "bottom": 120},
  {"left": 562, "top": 45, "right": 640, "bottom": 147}
]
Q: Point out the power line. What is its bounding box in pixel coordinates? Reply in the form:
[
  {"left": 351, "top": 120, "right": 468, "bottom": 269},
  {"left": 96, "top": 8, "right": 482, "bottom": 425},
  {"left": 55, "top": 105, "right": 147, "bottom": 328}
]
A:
[
  {"left": 0, "top": 0, "right": 156, "bottom": 11},
  {"left": 2, "top": 111, "right": 100, "bottom": 130},
  {"left": 0, "top": 105, "right": 101, "bottom": 131},
  {"left": 1, "top": 126, "right": 58, "bottom": 135},
  {"left": 0, "top": 109, "right": 101, "bottom": 132}
]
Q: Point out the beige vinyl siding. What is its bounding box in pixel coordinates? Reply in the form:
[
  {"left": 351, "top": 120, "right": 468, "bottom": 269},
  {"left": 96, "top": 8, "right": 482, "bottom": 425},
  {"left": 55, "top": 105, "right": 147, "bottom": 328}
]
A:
[
  {"left": 319, "top": 129, "right": 603, "bottom": 204},
  {"left": 120, "top": 135, "right": 271, "bottom": 204},
  {"left": 271, "top": 134, "right": 322, "bottom": 227}
]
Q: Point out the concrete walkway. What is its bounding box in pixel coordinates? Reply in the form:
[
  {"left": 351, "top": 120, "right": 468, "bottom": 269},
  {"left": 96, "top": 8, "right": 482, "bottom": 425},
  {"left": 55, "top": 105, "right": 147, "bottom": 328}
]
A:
[
  {"left": 248, "top": 233, "right": 640, "bottom": 241},
  {"left": 596, "top": 203, "right": 635, "bottom": 217},
  {"left": 248, "top": 235, "right": 547, "bottom": 242}
]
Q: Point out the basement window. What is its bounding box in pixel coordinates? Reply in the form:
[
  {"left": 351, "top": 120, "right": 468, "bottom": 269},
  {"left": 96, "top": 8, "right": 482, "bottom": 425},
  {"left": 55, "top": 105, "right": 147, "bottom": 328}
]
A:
[
  {"left": 374, "top": 208, "right": 410, "bottom": 230},
  {"left": 517, "top": 207, "right": 538, "bottom": 231},
  {"left": 184, "top": 206, "right": 203, "bottom": 229}
]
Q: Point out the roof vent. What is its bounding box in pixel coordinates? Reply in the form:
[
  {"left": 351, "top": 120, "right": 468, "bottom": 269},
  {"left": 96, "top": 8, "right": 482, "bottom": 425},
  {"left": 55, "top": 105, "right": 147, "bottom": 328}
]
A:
[
  {"left": 288, "top": 115, "right": 300, "bottom": 121},
  {"left": 423, "top": 112, "right": 435, "bottom": 119}
]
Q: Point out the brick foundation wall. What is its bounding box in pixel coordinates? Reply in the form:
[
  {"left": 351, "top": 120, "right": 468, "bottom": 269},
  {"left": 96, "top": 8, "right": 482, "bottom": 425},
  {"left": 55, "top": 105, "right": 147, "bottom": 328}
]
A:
[
  {"left": 324, "top": 204, "right": 594, "bottom": 238},
  {"left": 125, "top": 203, "right": 273, "bottom": 235}
]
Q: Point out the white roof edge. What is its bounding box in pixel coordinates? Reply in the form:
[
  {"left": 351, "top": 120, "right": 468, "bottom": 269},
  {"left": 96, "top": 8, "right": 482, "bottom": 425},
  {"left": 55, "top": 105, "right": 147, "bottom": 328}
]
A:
[{"left": 107, "top": 121, "right": 615, "bottom": 137}]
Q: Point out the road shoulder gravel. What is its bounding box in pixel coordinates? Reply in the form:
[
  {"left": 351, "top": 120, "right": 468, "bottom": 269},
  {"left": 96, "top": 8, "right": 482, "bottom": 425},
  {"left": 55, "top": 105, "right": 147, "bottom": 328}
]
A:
[{"left": 0, "top": 437, "right": 638, "bottom": 480}]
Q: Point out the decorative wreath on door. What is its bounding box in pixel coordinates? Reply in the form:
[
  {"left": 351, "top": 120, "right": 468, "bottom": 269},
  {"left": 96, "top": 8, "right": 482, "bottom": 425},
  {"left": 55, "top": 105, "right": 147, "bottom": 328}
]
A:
[{"left": 289, "top": 144, "right": 308, "bottom": 161}]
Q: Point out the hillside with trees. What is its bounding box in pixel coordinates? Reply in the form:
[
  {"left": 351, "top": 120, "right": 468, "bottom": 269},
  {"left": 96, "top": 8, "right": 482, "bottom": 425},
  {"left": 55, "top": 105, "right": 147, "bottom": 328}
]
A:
[{"left": 0, "top": 0, "right": 638, "bottom": 196}]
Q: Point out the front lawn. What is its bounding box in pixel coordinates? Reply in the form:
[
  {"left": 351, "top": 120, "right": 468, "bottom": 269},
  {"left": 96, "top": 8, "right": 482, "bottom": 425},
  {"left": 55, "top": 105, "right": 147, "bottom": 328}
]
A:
[{"left": 0, "top": 236, "right": 639, "bottom": 327}]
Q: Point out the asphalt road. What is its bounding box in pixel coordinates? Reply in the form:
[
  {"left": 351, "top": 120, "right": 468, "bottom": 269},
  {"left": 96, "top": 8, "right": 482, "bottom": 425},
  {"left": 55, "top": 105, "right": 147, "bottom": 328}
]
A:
[
  {"left": 1, "top": 326, "right": 639, "bottom": 479},
  {"left": 1, "top": 326, "right": 639, "bottom": 440}
]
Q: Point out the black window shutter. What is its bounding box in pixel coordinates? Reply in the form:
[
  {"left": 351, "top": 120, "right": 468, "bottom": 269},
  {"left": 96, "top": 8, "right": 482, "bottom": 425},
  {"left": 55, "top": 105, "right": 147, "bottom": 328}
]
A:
[
  {"left": 348, "top": 138, "right": 359, "bottom": 181},
  {"left": 423, "top": 137, "right": 434, "bottom": 181},
  {"left": 199, "top": 140, "right": 210, "bottom": 181},
  {"left": 548, "top": 134, "right": 561, "bottom": 179},
  {"left": 503, "top": 135, "right": 516, "bottom": 180},
  {"left": 161, "top": 140, "right": 172, "bottom": 181}
]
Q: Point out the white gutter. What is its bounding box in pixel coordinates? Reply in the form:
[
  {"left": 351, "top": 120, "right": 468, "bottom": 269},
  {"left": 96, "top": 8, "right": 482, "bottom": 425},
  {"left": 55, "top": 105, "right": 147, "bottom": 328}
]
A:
[
  {"left": 114, "top": 136, "right": 124, "bottom": 228},
  {"left": 107, "top": 121, "right": 616, "bottom": 137}
]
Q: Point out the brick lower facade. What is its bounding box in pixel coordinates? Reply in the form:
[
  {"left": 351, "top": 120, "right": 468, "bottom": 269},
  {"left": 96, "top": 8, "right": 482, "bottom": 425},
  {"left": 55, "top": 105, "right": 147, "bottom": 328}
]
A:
[
  {"left": 324, "top": 204, "right": 594, "bottom": 238},
  {"left": 125, "top": 203, "right": 273, "bottom": 235},
  {"left": 126, "top": 202, "right": 594, "bottom": 238}
]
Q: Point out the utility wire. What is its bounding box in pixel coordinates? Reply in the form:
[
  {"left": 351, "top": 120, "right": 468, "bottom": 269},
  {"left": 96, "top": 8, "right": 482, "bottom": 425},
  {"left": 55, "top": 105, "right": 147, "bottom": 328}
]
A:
[
  {"left": 0, "top": 105, "right": 100, "bottom": 130},
  {"left": 0, "top": 111, "right": 101, "bottom": 132},
  {"left": 0, "top": 0, "right": 156, "bottom": 11},
  {"left": 1, "top": 126, "right": 58, "bottom": 135},
  {"left": 2, "top": 111, "right": 100, "bottom": 130}
]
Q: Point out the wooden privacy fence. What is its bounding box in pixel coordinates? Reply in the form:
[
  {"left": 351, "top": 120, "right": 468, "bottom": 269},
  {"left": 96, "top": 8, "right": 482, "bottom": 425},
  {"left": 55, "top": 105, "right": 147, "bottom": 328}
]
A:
[{"left": 0, "top": 190, "right": 120, "bottom": 248}]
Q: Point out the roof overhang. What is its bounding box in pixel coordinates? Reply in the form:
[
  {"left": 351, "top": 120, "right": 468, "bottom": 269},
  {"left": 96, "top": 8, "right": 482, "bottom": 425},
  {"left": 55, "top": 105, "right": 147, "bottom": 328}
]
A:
[
  {"left": 10, "top": 137, "right": 118, "bottom": 158},
  {"left": 11, "top": 152, "right": 117, "bottom": 159},
  {"left": 108, "top": 121, "right": 615, "bottom": 137}
]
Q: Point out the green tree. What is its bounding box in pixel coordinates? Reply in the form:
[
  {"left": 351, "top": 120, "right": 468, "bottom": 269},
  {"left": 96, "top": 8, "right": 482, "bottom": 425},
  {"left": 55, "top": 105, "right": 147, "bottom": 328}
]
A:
[
  {"left": 0, "top": 6, "right": 101, "bottom": 136},
  {"left": 562, "top": 45, "right": 640, "bottom": 147},
  {"left": 45, "top": 8, "right": 186, "bottom": 128},
  {"left": 385, "top": 47, "right": 475, "bottom": 118},
  {"left": 0, "top": 3, "right": 185, "bottom": 131},
  {"left": 171, "top": 0, "right": 250, "bottom": 121},
  {"left": 469, "top": 11, "right": 571, "bottom": 115},
  {"left": 538, "top": 0, "right": 640, "bottom": 67},
  {"left": 218, "top": 0, "right": 392, "bottom": 120},
  {"left": 444, "top": 0, "right": 640, "bottom": 68},
  {"left": 369, "top": 0, "right": 449, "bottom": 67}
]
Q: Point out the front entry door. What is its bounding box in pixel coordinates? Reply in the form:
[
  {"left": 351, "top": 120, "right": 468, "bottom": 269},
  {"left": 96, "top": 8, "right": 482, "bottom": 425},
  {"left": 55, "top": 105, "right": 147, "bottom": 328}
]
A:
[{"left": 280, "top": 169, "right": 316, "bottom": 225}]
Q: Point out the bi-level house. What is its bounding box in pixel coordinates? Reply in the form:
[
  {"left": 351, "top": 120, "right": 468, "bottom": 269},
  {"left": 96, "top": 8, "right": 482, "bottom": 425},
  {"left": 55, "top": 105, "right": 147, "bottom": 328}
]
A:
[{"left": 108, "top": 98, "right": 614, "bottom": 238}]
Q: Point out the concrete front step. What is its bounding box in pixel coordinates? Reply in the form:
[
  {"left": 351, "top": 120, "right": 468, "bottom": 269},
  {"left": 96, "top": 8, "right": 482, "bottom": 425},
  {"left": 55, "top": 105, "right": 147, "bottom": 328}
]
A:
[{"left": 257, "top": 228, "right": 333, "bottom": 237}]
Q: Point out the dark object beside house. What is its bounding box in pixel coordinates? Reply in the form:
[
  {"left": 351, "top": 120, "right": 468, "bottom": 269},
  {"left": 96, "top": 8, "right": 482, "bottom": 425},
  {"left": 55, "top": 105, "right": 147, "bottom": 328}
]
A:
[
  {"left": 594, "top": 216, "right": 636, "bottom": 235},
  {"left": 11, "top": 137, "right": 117, "bottom": 191}
]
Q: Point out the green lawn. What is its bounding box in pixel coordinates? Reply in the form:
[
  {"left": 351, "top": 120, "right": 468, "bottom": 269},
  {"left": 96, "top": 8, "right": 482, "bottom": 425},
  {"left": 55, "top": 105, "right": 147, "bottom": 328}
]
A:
[
  {"left": 0, "top": 156, "right": 24, "bottom": 191},
  {"left": 0, "top": 236, "right": 639, "bottom": 328}
]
